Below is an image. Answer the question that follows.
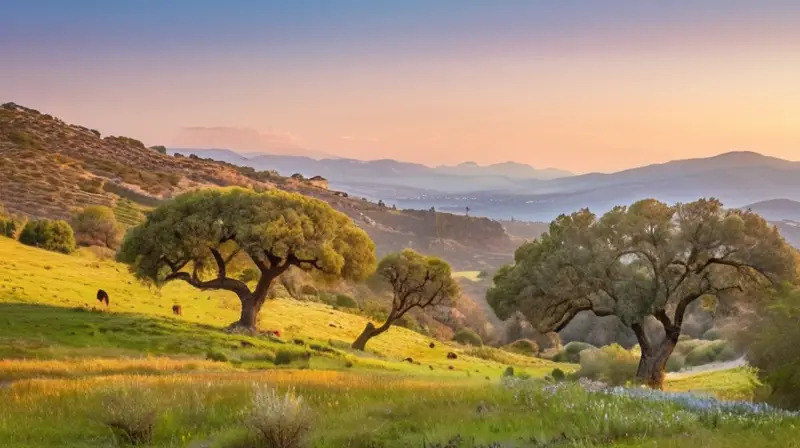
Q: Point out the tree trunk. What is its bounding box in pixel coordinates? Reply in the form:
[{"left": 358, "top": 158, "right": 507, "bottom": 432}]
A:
[
  {"left": 635, "top": 337, "right": 678, "bottom": 389},
  {"left": 352, "top": 321, "right": 391, "bottom": 351},
  {"left": 233, "top": 294, "right": 265, "bottom": 330}
]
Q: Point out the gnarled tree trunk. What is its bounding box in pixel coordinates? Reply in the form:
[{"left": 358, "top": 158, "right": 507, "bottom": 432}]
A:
[
  {"left": 352, "top": 321, "right": 392, "bottom": 351},
  {"left": 235, "top": 294, "right": 265, "bottom": 329},
  {"left": 633, "top": 321, "right": 680, "bottom": 389}
]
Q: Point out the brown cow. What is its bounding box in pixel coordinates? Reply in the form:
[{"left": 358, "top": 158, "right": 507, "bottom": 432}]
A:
[
  {"left": 172, "top": 305, "right": 182, "bottom": 316},
  {"left": 96, "top": 289, "right": 109, "bottom": 307}
]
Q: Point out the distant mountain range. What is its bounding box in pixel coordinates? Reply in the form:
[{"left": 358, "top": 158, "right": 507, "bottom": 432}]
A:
[
  {"left": 172, "top": 149, "right": 800, "bottom": 224},
  {"left": 741, "top": 199, "right": 800, "bottom": 222},
  {"left": 390, "top": 151, "right": 800, "bottom": 222},
  {"left": 168, "top": 148, "right": 573, "bottom": 193}
]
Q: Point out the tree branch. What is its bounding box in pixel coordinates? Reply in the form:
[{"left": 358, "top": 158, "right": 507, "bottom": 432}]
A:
[{"left": 164, "top": 271, "right": 251, "bottom": 299}]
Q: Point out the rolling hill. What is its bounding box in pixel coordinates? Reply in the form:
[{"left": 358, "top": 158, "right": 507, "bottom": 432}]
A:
[{"left": 0, "top": 102, "right": 515, "bottom": 270}]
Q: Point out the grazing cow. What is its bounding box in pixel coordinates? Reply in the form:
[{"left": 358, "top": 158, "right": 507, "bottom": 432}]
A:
[
  {"left": 172, "top": 305, "right": 182, "bottom": 316},
  {"left": 96, "top": 289, "right": 109, "bottom": 307},
  {"left": 429, "top": 342, "right": 436, "bottom": 349},
  {"left": 446, "top": 352, "right": 458, "bottom": 360},
  {"left": 265, "top": 330, "right": 281, "bottom": 338}
]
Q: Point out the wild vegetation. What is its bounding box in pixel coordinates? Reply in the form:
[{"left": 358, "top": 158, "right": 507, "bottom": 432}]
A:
[
  {"left": 489, "top": 198, "right": 798, "bottom": 388},
  {"left": 2, "top": 105, "right": 800, "bottom": 447}
]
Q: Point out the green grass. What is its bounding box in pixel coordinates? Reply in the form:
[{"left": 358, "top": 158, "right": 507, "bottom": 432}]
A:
[
  {"left": 0, "top": 237, "right": 563, "bottom": 378},
  {"left": 1, "top": 236, "right": 796, "bottom": 447}
]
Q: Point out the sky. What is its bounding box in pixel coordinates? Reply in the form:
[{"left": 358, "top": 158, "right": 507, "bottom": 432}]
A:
[{"left": 2, "top": 1, "right": 799, "bottom": 173}]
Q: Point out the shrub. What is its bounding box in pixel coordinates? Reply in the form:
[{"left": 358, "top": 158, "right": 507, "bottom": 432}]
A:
[
  {"left": 666, "top": 354, "right": 686, "bottom": 372},
  {"left": 551, "top": 368, "right": 566, "bottom": 382},
  {"left": 477, "top": 270, "right": 489, "bottom": 279},
  {"left": 149, "top": 145, "right": 167, "bottom": 154},
  {"left": 243, "top": 386, "right": 313, "bottom": 448},
  {"left": 395, "top": 314, "right": 422, "bottom": 333},
  {"left": 19, "top": 219, "right": 76, "bottom": 253},
  {"left": 334, "top": 293, "right": 359, "bottom": 309},
  {"left": 71, "top": 205, "right": 122, "bottom": 249},
  {"left": 274, "top": 349, "right": 310, "bottom": 366},
  {"left": 745, "top": 289, "right": 800, "bottom": 409},
  {"left": 573, "top": 344, "right": 638, "bottom": 386},
  {"left": 552, "top": 341, "right": 596, "bottom": 363},
  {"left": 685, "top": 340, "right": 733, "bottom": 367},
  {"left": 505, "top": 339, "right": 539, "bottom": 356},
  {"left": 503, "top": 366, "right": 515, "bottom": 377},
  {"left": 701, "top": 328, "right": 722, "bottom": 341},
  {"left": 97, "top": 387, "right": 159, "bottom": 446},
  {"left": 453, "top": 328, "right": 483, "bottom": 346},
  {"left": 674, "top": 339, "right": 707, "bottom": 356},
  {"left": 0, "top": 211, "right": 27, "bottom": 239},
  {"left": 206, "top": 350, "right": 230, "bottom": 363}
]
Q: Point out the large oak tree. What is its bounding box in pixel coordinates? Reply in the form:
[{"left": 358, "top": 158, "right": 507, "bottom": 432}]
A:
[
  {"left": 352, "top": 249, "right": 459, "bottom": 350},
  {"left": 488, "top": 198, "right": 798, "bottom": 388},
  {"left": 118, "top": 188, "right": 376, "bottom": 329}
]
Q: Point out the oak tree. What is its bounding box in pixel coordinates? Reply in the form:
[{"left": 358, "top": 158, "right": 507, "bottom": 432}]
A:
[
  {"left": 352, "top": 249, "right": 459, "bottom": 350},
  {"left": 118, "top": 188, "right": 376, "bottom": 329},
  {"left": 488, "top": 198, "right": 798, "bottom": 388}
]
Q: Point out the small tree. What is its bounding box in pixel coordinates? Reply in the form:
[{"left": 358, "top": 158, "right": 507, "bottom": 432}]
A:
[
  {"left": 488, "top": 198, "right": 798, "bottom": 389},
  {"left": 118, "top": 188, "right": 376, "bottom": 329},
  {"left": 72, "top": 205, "right": 123, "bottom": 249},
  {"left": 19, "top": 219, "right": 76, "bottom": 254},
  {"left": 0, "top": 206, "right": 27, "bottom": 240},
  {"left": 352, "top": 249, "right": 459, "bottom": 350}
]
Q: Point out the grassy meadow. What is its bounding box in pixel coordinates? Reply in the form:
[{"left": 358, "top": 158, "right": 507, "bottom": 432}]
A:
[{"left": 1, "top": 237, "right": 799, "bottom": 447}]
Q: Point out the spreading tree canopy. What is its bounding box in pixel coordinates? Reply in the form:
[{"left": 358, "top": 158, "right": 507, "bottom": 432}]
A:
[
  {"left": 488, "top": 198, "right": 798, "bottom": 388},
  {"left": 352, "top": 249, "right": 459, "bottom": 350},
  {"left": 118, "top": 188, "right": 376, "bottom": 328}
]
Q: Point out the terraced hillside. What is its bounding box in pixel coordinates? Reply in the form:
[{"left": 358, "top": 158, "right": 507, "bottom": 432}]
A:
[{"left": 0, "top": 102, "right": 514, "bottom": 268}]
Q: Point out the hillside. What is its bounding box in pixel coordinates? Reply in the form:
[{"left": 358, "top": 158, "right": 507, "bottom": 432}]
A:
[
  {"left": 742, "top": 199, "right": 800, "bottom": 222},
  {"left": 0, "top": 236, "right": 794, "bottom": 447},
  {"left": 0, "top": 103, "right": 514, "bottom": 270}
]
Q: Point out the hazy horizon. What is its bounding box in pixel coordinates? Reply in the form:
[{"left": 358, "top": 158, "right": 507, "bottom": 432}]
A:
[{"left": 3, "top": 1, "right": 800, "bottom": 173}]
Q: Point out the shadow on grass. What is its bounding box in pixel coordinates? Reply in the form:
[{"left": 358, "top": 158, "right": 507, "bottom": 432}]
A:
[{"left": 0, "top": 302, "right": 279, "bottom": 360}]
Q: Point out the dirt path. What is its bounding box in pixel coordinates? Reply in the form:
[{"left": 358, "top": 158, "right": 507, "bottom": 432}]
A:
[{"left": 665, "top": 357, "right": 747, "bottom": 379}]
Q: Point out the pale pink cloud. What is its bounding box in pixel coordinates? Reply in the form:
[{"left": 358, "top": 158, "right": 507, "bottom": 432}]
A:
[{"left": 171, "top": 126, "right": 301, "bottom": 153}]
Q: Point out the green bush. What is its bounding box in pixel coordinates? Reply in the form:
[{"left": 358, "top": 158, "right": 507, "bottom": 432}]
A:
[
  {"left": 551, "top": 368, "right": 566, "bottom": 382},
  {"left": 274, "top": 349, "right": 310, "bottom": 366},
  {"left": 71, "top": 205, "right": 122, "bottom": 249},
  {"left": 19, "top": 219, "right": 76, "bottom": 254},
  {"left": 684, "top": 340, "right": 732, "bottom": 367},
  {"left": 395, "top": 314, "right": 422, "bottom": 333},
  {"left": 701, "top": 328, "right": 722, "bottom": 341},
  {"left": 453, "top": 328, "right": 483, "bottom": 346},
  {"left": 0, "top": 211, "right": 27, "bottom": 240},
  {"left": 573, "top": 344, "right": 638, "bottom": 386},
  {"left": 745, "top": 289, "right": 800, "bottom": 409},
  {"left": 666, "top": 354, "right": 686, "bottom": 372},
  {"left": 553, "top": 341, "right": 596, "bottom": 363},
  {"left": 206, "top": 350, "right": 229, "bottom": 363},
  {"left": 334, "top": 293, "right": 359, "bottom": 309},
  {"left": 674, "top": 339, "right": 707, "bottom": 356},
  {"left": 505, "top": 339, "right": 539, "bottom": 356}
]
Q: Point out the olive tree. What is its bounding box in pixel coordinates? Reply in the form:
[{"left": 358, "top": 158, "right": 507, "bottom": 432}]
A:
[
  {"left": 352, "top": 249, "right": 459, "bottom": 350},
  {"left": 72, "top": 205, "right": 123, "bottom": 249},
  {"left": 488, "top": 198, "right": 798, "bottom": 388},
  {"left": 118, "top": 188, "right": 376, "bottom": 329}
]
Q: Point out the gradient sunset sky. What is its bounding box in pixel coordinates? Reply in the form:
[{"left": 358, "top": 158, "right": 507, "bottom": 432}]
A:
[{"left": 2, "top": 1, "right": 799, "bottom": 173}]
